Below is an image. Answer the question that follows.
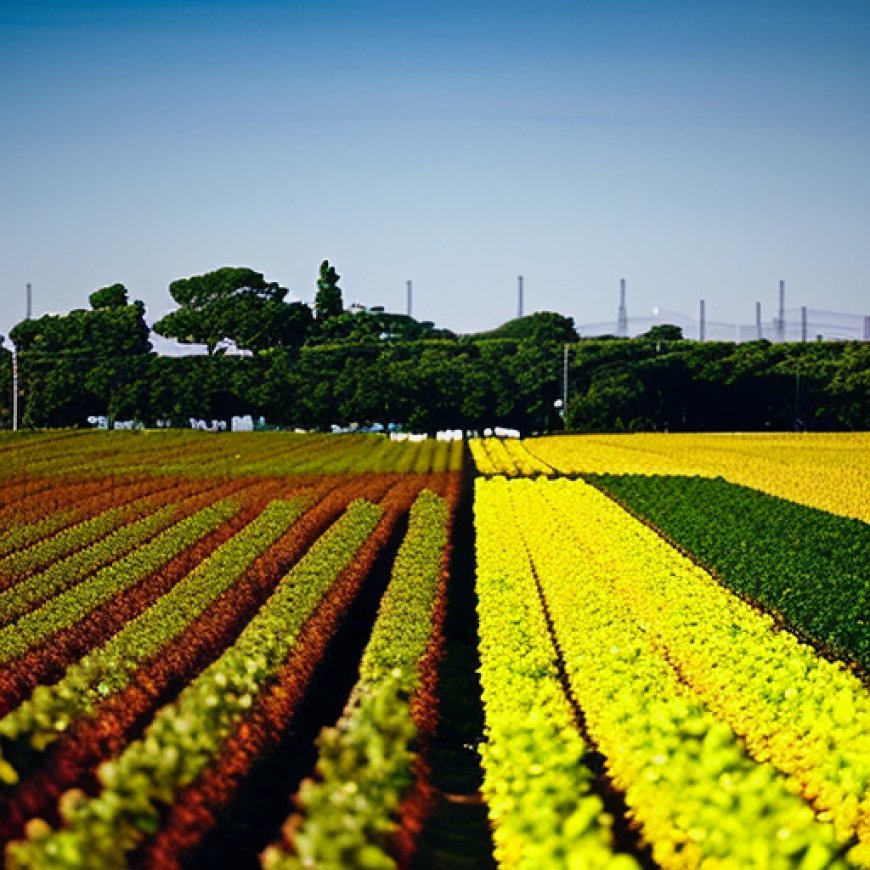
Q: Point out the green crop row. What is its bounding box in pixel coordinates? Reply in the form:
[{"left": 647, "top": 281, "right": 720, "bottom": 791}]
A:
[
  {"left": 0, "top": 493, "right": 169, "bottom": 587},
  {"left": 0, "top": 496, "right": 312, "bottom": 786},
  {"left": 0, "top": 502, "right": 183, "bottom": 627},
  {"left": 0, "top": 499, "right": 239, "bottom": 665},
  {"left": 474, "top": 478, "right": 637, "bottom": 869},
  {"left": 504, "top": 477, "right": 854, "bottom": 869},
  {"left": 589, "top": 474, "right": 870, "bottom": 670},
  {"left": 0, "top": 510, "right": 76, "bottom": 560},
  {"left": 263, "top": 489, "right": 450, "bottom": 869},
  {"left": 8, "top": 499, "right": 384, "bottom": 869}
]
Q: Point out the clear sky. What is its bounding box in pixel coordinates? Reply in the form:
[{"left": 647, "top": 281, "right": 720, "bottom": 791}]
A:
[{"left": 1, "top": 0, "right": 868, "bottom": 345}]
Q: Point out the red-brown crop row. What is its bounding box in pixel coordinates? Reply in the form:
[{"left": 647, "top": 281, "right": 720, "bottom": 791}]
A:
[
  {"left": 142, "top": 477, "right": 428, "bottom": 869},
  {"left": 0, "top": 478, "right": 270, "bottom": 714},
  {"left": 1, "top": 470, "right": 455, "bottom": 858}
]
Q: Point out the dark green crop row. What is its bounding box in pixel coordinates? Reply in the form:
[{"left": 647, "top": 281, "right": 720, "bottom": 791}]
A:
[{"left": 588, "top": 474, "right": 870, "bottom": 671}]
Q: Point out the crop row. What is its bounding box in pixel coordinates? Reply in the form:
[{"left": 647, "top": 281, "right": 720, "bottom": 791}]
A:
[
  {"left": 264, "top": 487, "right": 452, "bottom": 869},
  {"left": 8, "top": 497, "right": 388, "bottom": 868},
  {"left": 4, "top": 473, "right": 438, "bottom": 867},
  {"left": 590, "top": 473, "right": 870, "bottom": 671},
  {"left": 0, "top": 477, "right": 391, "bottom": 846},
  {"left": 469, "top": 438, "right": 553, "bottom": 478},
  {"left": 0, "top": 475, "right": 140, "bottom": 535},
  {"left": 0, "top": 431, "right": 467, "bottom": 481},
  {"left": 480, "top": 477, "right": 858, "bottom": 868},
  {"left": 0, "top": 501, "right": 180, "bottom": 626},
  {"left": 0, "top": 479, "right": 216, "bottom": 589},
  {"left": 0, "top": 498, "right": 242, "bottom": 669},
  {"left": 0, "top": 494, "right": 314, "bottom": 791},
  {"left": 523, "top": 432, "right": 870, "bottom": 523},
  {"left": 0, "top": 478, "right": 270, "bottom": 717},
  {"left": 474, "top": 478, "right": 636, "bottom": 868},
  {"left": 548, "top": 476, "right": 870, "bottom": 860},
  {"left": 138, "top": 478, "right": 428, "bottom": 869}
]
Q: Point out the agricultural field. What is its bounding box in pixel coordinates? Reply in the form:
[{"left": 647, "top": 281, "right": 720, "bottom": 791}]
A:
[
  {"left": 472, "top": 432, "right": 870, "bottom": 868},
  {"left": 0, "top": 430, "right": 868, "bottom": 868},
  {"left": 0, "top": 431, "right": 471, "bottom": 869}
]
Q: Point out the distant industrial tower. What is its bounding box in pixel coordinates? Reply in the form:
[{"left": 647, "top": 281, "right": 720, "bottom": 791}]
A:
[
  {"left": 617, "top": 279, "right": 628, "bottom": 337},
  {"left": 776, "top": 280, "right": 786, "bottom": 342},
  {"left": 406, "top": 280, "right": 413, "bottom": 318},
  {"left": 517, "top": 275, "right": 524, "bottom": 319}
]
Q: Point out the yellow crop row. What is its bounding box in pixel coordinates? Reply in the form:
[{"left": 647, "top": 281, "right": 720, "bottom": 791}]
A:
[
  {"left": 484, "top": 477, "right": 860, "bottom": 868},
  {"left": 470, "top": 439, "right": 554, "bottom": 478},
  {"left": 474, "top": 478, "right": 636, "bottom": 868},
  {"left": 537, "top": 477, "right": 870, "bottom": 862},
  {"left": 508, "top": 432, "right": 870, "bottom": 522},
  {"left": 521, "top": 433, "right": 870, "bottom": 523}
]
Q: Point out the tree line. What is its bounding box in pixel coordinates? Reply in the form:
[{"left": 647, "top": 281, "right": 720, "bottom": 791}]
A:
[{"left": 1, "top": 264, "right": 867, "bottom": 432}]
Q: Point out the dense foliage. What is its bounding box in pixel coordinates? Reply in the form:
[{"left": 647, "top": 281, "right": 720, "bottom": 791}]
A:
[
  {"left": 474, "top": 478, "right": 638, "bottom": 868},
  {"left": 3, "top": 267, "right": 867, "bottom": 431}
]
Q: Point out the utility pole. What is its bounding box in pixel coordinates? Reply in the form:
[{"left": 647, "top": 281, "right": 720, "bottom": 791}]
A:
[
  {"left": 12, "top": 349, "right": 18, "bottom": 432},
  {"left": 12, "top": 283, "right": 31, "bottom": 431},
  {"left": 562, "top": 343, "right": 569, "bottom": 415}
]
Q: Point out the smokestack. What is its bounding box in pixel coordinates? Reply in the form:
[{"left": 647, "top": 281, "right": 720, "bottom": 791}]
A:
[
  {"left": 617, "top": 279, "right": 628, "bottom": 337},
  {"left": 517, "top": 275, "right": 524, "bottom": 319},
  {"left": 801, "top": 305, "right": 807, "bottom": 342},
  {"left": 406, "top": 280, "right": 413, "bottom": 318},
  {"left": 26, "top": 283, "right": 32, "bottom": 320},
  {"left": 776, "top": 281, "right": 785, "bottom": 341},
  {"left": 699, "top": 299, "right": 706, "bottom": 341},
  {"left": 756, "top": 302, "right": 762, "bottom": 340}
]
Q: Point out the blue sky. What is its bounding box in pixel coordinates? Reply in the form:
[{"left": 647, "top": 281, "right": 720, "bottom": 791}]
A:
[{"left": 1, "top": 0, "right": 868, "bottom": 344}]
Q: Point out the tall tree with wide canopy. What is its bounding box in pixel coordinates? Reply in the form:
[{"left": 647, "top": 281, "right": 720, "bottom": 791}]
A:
[{"left": 153, "top": 267, "right": 312, "bottom": 354}]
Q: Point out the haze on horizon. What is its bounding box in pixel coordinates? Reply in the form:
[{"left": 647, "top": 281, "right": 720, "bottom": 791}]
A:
[{"left": 1, "top": 0, "right": 868, "bottom": 346}]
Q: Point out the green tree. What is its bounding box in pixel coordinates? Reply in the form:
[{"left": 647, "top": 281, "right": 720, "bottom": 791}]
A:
[
  {"left": 314, "top": 260, "right": 343, "bottom": 323},
  {"left": 481, "top": 311, "right": 578, "bottom": 344},
  {"left": 641, "top": 323, "right": 684, "bottom": 342},
  {"left": 89, "top": 283, "right": 130, "bottom": 310},
  {"left": 10, "top": 295, "right": 152, "bottom": 428},
  {"left": 566, "top": 362, "right": 648, "bottom": 431},
  {"left": 0, "top": 337, "right": 11, "bottom": 429},
  {"left": 154, "top": 267, "right": 307, "bottom": 354}
]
